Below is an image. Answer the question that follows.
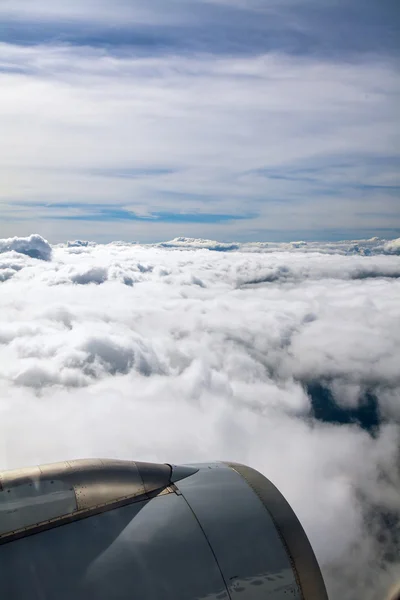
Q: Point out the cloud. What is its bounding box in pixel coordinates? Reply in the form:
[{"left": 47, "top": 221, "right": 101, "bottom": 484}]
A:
[
  {"left": 0, "top": 40, "right": 398, "bottom": 241},
  {"left": 160, "top": 235, "right": 400, "bottom": 257},
  {"left": 1, "top": 0, "right": 398, "bottom": 58},
  {"left": 0, "top": 234, "right": 399, "bottom": 599},
  {"left": 70, "top": 266, "right": 108, "bottom": 285},
  {"left": 0, "top": 233, "right": 52, "bottom": 260},
  {"left": 159, "top": 237, "right": 240, "bottom": 251},
  {"left": 385, "top": 238, "right": 400, "bottom": 255}
]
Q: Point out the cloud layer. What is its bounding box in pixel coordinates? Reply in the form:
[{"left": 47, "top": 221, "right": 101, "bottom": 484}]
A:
[
  {"left": 1, "top": 0, "right": 399, "bottom": 241},
  {"left": 0, "top": 234, "right": 399, "bottom": 599}
]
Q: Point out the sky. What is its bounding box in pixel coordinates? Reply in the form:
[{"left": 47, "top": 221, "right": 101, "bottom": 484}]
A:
[
  {"left": 0, "top": 0, "right": 399, "bottom": 242},
  {"left": 1, "top": 234, "right": 400, "bottom": 600}
]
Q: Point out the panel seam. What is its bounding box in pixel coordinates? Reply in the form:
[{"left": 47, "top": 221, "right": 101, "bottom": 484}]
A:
[{"left": 178, "top": 490, "right": 232, "bottom": 600}]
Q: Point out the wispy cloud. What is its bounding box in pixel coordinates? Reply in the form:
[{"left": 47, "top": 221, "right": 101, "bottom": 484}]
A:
[
  {"left": 0, "top": 1, "right": 399, "bottom": 240},
  {"left": 1, "top": 0, "right": 399, "bottom": 58}
]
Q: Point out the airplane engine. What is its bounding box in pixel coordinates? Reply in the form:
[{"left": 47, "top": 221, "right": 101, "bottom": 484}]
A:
[{"left": 0, "top": 459, "right": 328, "bottom": 599}]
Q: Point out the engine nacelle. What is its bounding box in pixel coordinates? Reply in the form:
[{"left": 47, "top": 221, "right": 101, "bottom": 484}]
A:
[{"left": 0, "top": 459, "right": 328, "bottom": 599}]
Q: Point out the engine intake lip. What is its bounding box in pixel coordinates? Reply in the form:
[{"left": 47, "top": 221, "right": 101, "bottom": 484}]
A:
[{"left": 225, "top": 462, "right": 329, "bottom": 600}]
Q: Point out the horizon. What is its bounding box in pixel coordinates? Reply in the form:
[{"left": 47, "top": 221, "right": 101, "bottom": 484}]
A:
[{"left": 2, "top": 231, "right": 400, "bottom": 246}]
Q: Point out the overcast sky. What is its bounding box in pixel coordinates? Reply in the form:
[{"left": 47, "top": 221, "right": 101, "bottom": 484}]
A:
[{"left": 0, "top": 0, "right": 399, "bottom": 242}]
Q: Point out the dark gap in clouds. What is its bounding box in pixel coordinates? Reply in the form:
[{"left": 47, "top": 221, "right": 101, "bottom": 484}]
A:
[{"left": 306, "top": 381, "right": 380, "bottom": 436}]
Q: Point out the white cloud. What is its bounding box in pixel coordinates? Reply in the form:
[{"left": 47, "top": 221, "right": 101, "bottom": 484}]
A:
[
  {"left": 158, "top": 235, "right": 400, "bottom": 256},
  {"left": 0, "top": 233, "right": 52, "bottom": 260},
  {"left": 0, "top": 234, "right": 399, "bottom": 599},
  {"left": 385, "top": 238, "right": 400, "bottom": 254}
]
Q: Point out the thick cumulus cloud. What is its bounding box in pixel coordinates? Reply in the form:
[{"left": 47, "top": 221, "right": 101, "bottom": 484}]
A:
[
  {"left": 0, "top": 234, "right": 399, "bottom": 599},
  {"left": 0, "top": 233, "right": 52, "bottom": 260}
]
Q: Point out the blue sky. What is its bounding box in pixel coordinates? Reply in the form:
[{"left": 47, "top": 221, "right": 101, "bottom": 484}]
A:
[{"left": 0, "top": 0, "right": 399, "bottom": 242}]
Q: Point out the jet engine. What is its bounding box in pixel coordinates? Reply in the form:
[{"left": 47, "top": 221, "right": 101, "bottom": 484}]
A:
[{"left": 0, "top": 459, "right": 328, "bottom": 599}]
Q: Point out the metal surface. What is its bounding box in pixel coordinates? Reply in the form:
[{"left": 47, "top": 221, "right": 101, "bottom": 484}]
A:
[
  {"left": 136, "top": 461, "right": 172, "bottom": 495},
  {"left": 0, "top": 490, "right": 229, "bottom": 600},
  {"left": 0, "top": 479, "right": 76, "bottom": 536},
  {"left": 0, "top": 458, "right": 329, "bottom": 600},
  {"left": 226, "top": 462, "right": 329, "bottom": 600},
  {"left": 168, "top": 464, "right": 199, "bottom": 483},
  {"left": 0, "top": 459, "right": 172, "bottom": 543},
  {"left": 176, "top": 462, "right": 301, "bottom": 599}
]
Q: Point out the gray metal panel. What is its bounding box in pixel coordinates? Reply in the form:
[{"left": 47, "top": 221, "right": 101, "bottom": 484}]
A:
[
  {"left": 135, "top": 461, "right": 172, "bottom": 495},
  {"left": 175, "top": 463, "right": 301, "bottom": 599},
  {"left": 226, "top": 462, "right": 329, "bottom": 600},
  {"left": 0, "top": 459, "right": 173, "bottom": 541},
  {"left": 0, "top": 490, "right": 229, "bottom": 600},
  {"left": 0, "top": 479, "right": 76, "bottom": 535}
]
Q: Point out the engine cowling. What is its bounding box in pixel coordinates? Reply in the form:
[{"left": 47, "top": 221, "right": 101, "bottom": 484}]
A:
[{"left": 0, "top": 459, "right": 328, "bottom": 599}]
